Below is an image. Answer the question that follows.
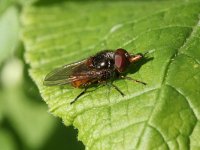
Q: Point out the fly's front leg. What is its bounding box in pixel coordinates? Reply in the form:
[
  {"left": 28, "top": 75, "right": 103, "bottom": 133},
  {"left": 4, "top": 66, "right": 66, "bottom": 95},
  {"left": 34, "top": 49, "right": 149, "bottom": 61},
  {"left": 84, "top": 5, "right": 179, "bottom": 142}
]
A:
[{"left": 120, "top": 75, "right": 147, "bottom": 85}]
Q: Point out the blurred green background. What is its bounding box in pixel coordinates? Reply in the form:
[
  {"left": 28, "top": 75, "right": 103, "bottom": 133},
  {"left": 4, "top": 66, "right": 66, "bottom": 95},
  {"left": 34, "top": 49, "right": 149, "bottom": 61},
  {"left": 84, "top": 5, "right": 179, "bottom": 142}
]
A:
[{"left": 0, "top": 0, "right": 84, "bottom": 150}]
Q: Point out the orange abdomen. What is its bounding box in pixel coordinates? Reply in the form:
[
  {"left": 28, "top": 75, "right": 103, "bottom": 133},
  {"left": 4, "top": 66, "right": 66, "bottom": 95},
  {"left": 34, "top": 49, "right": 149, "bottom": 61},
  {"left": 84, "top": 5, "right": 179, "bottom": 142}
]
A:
[{"left": 71, "top": 79, "right": 90, "bottom": 88}]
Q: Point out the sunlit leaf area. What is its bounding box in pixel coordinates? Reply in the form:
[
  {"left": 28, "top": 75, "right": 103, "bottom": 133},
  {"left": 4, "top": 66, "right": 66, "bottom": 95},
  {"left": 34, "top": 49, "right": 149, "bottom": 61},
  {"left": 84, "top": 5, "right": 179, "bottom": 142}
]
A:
[{"left": 1, "top": 0, "right": 200, "bottom": 150}]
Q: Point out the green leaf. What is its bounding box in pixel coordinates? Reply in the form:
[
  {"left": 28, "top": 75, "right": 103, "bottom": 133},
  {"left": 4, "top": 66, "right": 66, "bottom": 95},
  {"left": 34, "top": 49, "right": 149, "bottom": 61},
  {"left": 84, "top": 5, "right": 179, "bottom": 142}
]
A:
[
  {"left": 0, "top": 0, "right": 41, "bottom": 65},
  {"left": 0, "top": 129, "right": 16, "bottom": 150},
  {"left": 22, "top": 1, "right": 200, "bottom": 149},
  {"left": 0, "top": 0, "right": 13, "bottom": 15},
  {"left": 0, "top": 58, "right": 56, "bottom": 149},
  {"left": 0, "top": 7, "right": 20, "bottom": 64}
]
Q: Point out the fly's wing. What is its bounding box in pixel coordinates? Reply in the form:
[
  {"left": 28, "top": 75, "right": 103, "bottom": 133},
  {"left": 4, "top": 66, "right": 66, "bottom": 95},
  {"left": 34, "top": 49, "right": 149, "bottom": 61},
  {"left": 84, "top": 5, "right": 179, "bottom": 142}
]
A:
[{"left": 43, "top": 60, "right": 88, "bottom": 86}]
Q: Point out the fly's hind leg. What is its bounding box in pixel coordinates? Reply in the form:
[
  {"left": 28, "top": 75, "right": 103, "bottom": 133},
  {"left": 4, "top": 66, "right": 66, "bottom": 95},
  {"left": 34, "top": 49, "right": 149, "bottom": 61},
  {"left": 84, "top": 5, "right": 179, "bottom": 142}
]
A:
[
  {"left": 70, "top": 87, "right": 88, "bottom": 105},
  {"left": 120, "top": 75, "right": 147, "bottom": 85}
]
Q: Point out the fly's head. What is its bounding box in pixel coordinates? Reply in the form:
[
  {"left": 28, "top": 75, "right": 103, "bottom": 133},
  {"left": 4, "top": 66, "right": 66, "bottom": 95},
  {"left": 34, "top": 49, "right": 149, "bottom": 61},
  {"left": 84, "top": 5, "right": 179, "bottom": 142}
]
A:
[{"left": 114, "top": 48, "right": 143, "bottom": 73}]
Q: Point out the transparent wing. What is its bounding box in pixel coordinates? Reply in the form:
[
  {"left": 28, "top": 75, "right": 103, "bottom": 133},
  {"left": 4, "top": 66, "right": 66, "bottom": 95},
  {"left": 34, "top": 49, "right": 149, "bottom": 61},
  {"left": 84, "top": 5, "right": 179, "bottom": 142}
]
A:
[{"left": 43, "top": 60, "right": 88, "bottom": 86}]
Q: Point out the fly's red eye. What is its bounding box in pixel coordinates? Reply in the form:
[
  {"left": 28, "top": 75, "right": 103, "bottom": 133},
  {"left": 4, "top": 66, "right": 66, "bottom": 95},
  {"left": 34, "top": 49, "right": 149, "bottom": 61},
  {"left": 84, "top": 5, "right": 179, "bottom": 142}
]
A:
[
  {"left": 114, "top": 49, "right": 130, "bottom": 72},
  {"left": 115, "top": 55, "right": 123, "bottom": 70}
]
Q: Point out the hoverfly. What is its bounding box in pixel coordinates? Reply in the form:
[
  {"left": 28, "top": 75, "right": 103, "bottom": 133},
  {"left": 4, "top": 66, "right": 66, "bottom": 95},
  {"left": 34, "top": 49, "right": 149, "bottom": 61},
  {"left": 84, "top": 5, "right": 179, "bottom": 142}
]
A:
[{"left": 44, "top": 48, "right": 147, "bottom": 104}]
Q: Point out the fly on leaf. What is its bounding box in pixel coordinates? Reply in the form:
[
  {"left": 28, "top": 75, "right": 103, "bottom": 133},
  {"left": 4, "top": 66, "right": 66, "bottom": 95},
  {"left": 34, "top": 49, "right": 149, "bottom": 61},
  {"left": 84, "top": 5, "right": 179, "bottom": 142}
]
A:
[{"left": 44, "top": 48, "right": 148, "bottom": 104}]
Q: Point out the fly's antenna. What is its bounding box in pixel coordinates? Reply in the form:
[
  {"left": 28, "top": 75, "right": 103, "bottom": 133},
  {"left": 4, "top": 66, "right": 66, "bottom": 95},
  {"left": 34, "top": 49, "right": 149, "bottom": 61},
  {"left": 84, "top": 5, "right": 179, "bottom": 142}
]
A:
[
  {"left": 129, "top": 49, "right": 155, "bottom": 63},
  {"left": 130, "top": 49, "right": 155, "bottom": 57},
  {"left": 143, "top": 49, "right": 155, "bottom": 56}
]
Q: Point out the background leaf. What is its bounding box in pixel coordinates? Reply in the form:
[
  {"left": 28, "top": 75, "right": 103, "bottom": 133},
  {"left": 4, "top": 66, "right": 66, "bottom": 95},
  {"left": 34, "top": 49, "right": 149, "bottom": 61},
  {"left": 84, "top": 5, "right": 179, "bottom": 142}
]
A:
[
  {"left": 0, "top": 58, "right": 56, "bottom": 149},
  {"left": 0, "top": 55, "right": 84, "bottom": 150},
  {"left": 0, "top": 129, "right": 16, "bottom": 150},
  {"left": 22, "top": 0, "right": 200, "bottom": 149},
  {"left": 0, "top": 7, "right": 19, "bottom": 64}
]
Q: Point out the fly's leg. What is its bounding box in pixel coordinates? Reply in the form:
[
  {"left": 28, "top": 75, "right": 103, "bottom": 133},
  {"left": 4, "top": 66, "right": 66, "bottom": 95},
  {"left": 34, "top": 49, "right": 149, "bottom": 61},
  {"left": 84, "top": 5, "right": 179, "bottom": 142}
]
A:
[
  {"left": 109, "top": 82, "right": 125, "bottom": 97},
  {"left": 70, "top": 87, "right": 88, "bottom": 104},
  {"left": 120, "top": 75, "right": 147, "bottom": 85}
]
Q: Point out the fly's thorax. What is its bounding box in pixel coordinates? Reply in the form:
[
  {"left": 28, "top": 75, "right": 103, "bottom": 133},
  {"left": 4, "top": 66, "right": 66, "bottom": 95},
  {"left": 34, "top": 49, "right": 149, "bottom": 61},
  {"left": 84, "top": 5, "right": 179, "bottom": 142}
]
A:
[
  {"left": 98, "top": 69, "right": 115, "bottom": 81},
  {"left": 87, "top": 50, "right": 115, "bottom": 69}
]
